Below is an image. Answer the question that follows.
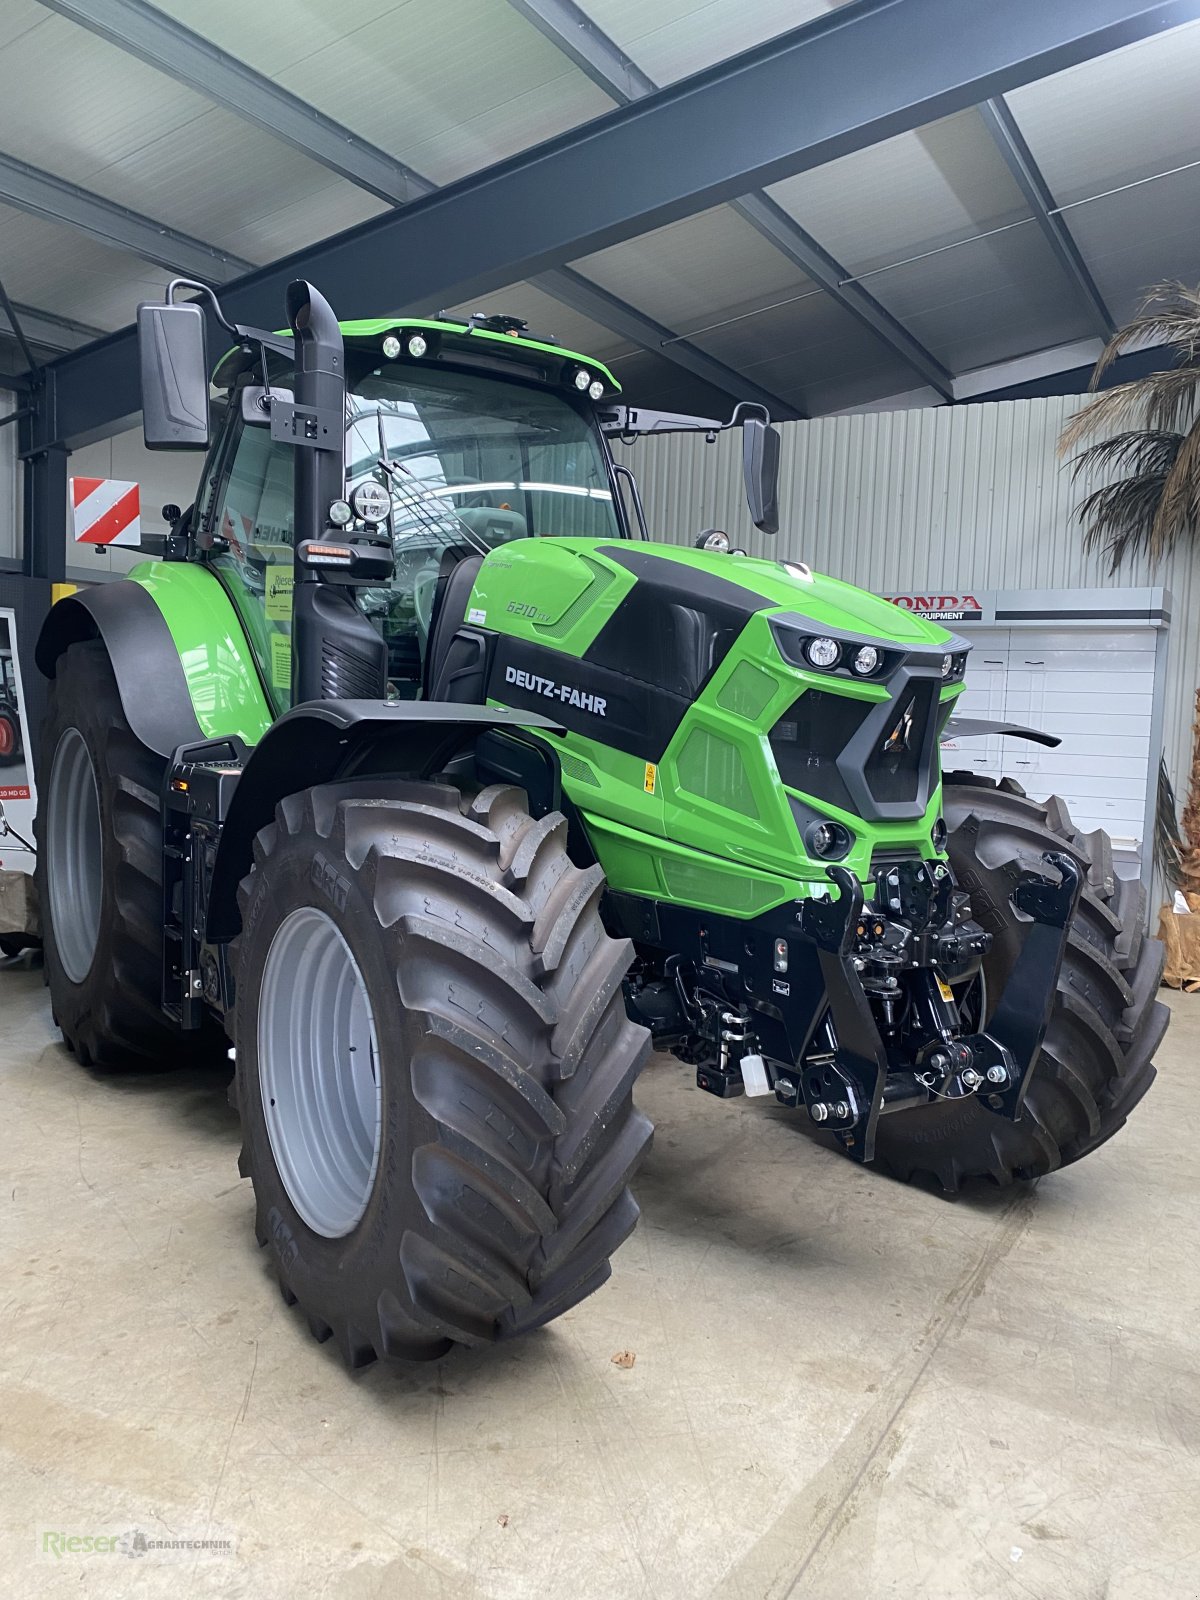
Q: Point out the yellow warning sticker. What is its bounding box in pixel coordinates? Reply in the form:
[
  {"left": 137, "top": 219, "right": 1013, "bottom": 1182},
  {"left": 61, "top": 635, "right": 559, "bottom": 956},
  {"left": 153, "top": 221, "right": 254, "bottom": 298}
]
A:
[
  {"left": 936, "top": 975, "right": 955, "bottom": 1003},
  {"left": 265, "top": 566, "right": 294, "bottom": 621},
  {"left": 270, "top": 631, "right": 291, "bottom": 691},
  {"left": 643, "top": 762, "right": 657, "bottom": 794}
]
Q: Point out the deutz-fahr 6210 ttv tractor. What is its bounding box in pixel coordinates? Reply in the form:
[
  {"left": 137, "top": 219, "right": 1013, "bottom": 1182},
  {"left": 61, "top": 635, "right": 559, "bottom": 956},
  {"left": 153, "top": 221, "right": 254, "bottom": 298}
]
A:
[{"left": 32, "top": 279, "right": 1166, "bottom": 1367}]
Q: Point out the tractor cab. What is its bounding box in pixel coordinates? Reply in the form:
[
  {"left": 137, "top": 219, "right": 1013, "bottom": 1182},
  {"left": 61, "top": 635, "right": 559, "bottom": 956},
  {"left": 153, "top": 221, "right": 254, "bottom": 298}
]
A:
[{"left": 195, "top": 312, "right": 628, "bottom": 710}]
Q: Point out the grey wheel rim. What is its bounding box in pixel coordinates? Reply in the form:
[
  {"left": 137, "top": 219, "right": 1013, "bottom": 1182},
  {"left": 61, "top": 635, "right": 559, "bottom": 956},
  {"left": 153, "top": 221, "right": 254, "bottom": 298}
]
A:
[
  {"left": 257, "top": 907, "right": 382, "bottom": 1239},
  {"left": 46, "top": 727, "right": 103, "bottom": 984}
]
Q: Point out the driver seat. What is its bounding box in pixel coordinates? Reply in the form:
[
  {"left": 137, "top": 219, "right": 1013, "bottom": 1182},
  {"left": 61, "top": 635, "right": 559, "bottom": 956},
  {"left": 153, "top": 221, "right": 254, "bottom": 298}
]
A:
[{"left": 424, "top": 552, "right": 486, "bottom": 702}]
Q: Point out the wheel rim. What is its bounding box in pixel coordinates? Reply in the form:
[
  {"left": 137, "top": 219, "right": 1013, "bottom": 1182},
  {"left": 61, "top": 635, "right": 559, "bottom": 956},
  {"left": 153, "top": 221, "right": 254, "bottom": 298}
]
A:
[
  {"left": 46, "top": 727, "right": 103, "bottom": 984},
  {"left": 257, "top": 907, "right": 383, "bottom": 1239},
  {"left": 0, "top": 715, "right": 13, "bottom": 757}
]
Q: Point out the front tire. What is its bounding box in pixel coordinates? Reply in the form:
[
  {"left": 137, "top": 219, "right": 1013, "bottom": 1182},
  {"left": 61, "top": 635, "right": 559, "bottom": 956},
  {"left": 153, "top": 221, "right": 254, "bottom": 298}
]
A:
[
  {"left": 871, "top": 775, "right": 1167, "bottom": 1190},
  {"left": 233, "top": 779, "right": 653, "bottom": 1366}
]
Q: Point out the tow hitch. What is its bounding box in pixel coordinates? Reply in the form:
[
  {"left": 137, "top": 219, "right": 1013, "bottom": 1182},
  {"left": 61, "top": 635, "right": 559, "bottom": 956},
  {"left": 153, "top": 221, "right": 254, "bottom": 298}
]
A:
[{"left": 793, "top": 853, "right": 1084, "bottom": 1162}]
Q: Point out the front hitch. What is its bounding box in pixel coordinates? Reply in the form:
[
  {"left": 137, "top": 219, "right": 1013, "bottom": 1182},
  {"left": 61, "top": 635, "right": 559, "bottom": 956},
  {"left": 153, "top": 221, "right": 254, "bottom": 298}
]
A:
[
  {"left": 795, "top": 852, "right": 1084, "bottom": 1162},
  {"left": 797, "top": 866, "right": 889, "bottom": 1161},
  {"left": 965, "top": 851, "right": 1083, "bottom": 1121}
]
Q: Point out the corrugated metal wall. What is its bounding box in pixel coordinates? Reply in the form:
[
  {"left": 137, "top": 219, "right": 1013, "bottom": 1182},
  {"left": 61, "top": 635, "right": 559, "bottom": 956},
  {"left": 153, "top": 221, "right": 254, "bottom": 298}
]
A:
[
  {"left": 614, "top": 394, "right": 1200, "bottom": 821},
  {"left": 0, "top": 394, "right": 21, "bottom": 562}
]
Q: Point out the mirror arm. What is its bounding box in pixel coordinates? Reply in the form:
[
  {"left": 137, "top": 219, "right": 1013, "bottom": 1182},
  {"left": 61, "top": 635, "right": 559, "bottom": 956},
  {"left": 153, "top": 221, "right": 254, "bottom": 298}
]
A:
[
  {"left": 726, "top": 400, "right": 771, "bottom": 428},
  {"left": 166, "top": 277, "right": 238, "bottom": 336}
]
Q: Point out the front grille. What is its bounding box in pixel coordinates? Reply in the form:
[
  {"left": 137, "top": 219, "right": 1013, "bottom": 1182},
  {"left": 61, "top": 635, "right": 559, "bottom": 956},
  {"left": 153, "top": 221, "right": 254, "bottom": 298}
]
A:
[
  {"left": 770, "top": 673, "right": 942, "bottom": 823},
  {"left": 870, "top": 845, "right": 922, "bottom": 871},
  {"left": 769, "top": 689, "right": 871, "bottom": 814}
]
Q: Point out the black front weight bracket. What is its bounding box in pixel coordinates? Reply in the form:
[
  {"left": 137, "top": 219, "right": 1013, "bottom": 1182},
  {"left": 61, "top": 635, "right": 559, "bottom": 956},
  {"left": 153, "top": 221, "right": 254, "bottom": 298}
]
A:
[
  {"left": 798, "top": 866, "right": 889, "bottom": 1163},
  {"left": 966, "top": 851, "right": 1083, "bottom": 1121},
  {"left": 795, "top": 852, "right": 1084, "bottom": 1162}
]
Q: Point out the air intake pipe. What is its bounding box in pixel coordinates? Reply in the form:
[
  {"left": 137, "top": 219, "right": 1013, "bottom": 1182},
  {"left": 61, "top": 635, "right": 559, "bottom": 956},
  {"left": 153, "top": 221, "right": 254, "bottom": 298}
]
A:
[{"left": 286, "top": 280, "right": 386, "bottom": 704}]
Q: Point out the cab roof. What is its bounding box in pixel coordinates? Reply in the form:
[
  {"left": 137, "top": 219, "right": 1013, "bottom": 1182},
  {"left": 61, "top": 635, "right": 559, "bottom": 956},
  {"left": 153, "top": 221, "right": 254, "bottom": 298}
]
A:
[
  {"left": 341, "top": 314, "right": 620, "bottom": 398},
  {"left": 214, "top": 312, "right": 620, "bottom": 397}
]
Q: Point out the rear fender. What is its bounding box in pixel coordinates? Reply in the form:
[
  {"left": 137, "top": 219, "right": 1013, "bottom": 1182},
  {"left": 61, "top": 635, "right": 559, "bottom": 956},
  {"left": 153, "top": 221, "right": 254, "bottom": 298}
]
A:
[
  {"left": 206, "top": 700, "right": 564, "bottom": 941},
  {"left": 36, "top": 582, "right": 205, "bottom": 758},
  {"left": 35, "top": 565, "right": 272, "bottom": 756}
]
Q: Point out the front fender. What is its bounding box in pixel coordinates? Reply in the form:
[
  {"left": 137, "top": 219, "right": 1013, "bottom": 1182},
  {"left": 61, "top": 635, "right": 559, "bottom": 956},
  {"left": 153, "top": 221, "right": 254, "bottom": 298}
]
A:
[
  {"left": 942, "top": 716, "right": 1060, "bottom": 749},
  {"left": 205, "top": 700, "right": 564, "bottom": 941}
]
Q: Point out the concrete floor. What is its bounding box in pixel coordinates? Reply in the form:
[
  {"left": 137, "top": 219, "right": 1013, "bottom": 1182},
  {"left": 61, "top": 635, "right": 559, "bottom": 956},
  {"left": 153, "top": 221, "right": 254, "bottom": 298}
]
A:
[{"left": 1, "top": 960, "right": 1198, "bottom": 1600}]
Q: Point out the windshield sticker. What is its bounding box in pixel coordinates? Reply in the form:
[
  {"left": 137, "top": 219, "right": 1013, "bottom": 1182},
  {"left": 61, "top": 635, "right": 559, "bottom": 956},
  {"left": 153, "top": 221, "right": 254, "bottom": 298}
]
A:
[
  {"left": 270, "top": 632, "right": 291, "bottom": 691},
  {"left": 468, "top": 607, "right": 487, "bottom": 626},
  {"left": 265, "top": 567, "right": 294, "bottom": 621}
]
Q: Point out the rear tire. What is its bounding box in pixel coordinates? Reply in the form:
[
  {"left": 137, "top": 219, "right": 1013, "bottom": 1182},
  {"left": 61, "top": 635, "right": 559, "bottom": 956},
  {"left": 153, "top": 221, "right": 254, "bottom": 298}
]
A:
[
  {"left": 871, "top": 774, "right": 1166, "bottom": 1191},
  {"left": 232, "top": 778, "right": 653, "bottom": 1366},
  {"left": 36, "top": 639, "right": 185, "bottom": 1068}
]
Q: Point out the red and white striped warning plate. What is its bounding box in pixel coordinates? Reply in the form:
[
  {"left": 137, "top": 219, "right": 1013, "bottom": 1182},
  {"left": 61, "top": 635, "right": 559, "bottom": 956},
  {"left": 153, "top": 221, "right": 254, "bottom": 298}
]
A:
[{"left": 70, "top": 476, "right": 141, "bottom": 546}]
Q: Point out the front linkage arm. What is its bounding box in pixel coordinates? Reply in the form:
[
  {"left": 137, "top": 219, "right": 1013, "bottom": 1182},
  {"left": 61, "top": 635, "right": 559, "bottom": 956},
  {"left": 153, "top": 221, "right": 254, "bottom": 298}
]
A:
[
  {"left": 965, "top": 852, "right": 1083, "bottom": 1121},
  {"left": 796, "top": 853, "right": 1084, "bottom": 1163}
]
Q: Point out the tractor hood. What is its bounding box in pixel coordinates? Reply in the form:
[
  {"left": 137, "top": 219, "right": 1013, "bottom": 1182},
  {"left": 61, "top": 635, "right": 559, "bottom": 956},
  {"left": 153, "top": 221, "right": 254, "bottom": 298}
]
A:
[{"left": 618, "top": 542, "right": 954, "bottom": 648}]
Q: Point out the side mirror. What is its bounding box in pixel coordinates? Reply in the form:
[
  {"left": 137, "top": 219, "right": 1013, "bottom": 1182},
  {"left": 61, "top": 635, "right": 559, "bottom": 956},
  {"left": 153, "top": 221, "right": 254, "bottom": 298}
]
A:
[
  {"left": 137, "top": 299, "right": 210, "bottom": 451},
  {"left": 742, "top": 415, "right": 780, "bottom": 535}
]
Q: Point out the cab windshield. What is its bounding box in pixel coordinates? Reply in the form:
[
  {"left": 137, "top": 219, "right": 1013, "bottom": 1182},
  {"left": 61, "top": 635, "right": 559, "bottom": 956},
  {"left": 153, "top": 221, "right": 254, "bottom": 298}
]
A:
[
  {"left": 344, "top": 362, "right": 621, "bottom": 687},
  {"left": 204, "top": 357, "right": 623, "bottom": 709},
  {"left": 346, "top": 362, "right": 620, "bottom": 546}
]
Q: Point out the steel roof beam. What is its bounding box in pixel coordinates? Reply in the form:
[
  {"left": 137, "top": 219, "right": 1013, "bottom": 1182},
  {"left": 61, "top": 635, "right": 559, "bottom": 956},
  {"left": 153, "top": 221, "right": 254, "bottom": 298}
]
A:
[
  {"left": 36, "top": 0, "right": 434, "bottom": 206},
  {"left": 979, "top": 94, "right": 1116, "bottom": 339},
  {"left": 0, "top": 300, "right": 103, "bottom": 353},
  {"left": 0, "top": 149, "right": 251, "bottom": 281},
  {"left": 40, "top": 0, "right": 1195, "bottom": 444},
  {"left": 529, "top": 266, "right": 803, "bottom": 415},
  {"left": 508, "top": 0, "right": 953, "bottom": 399},
  {"left": 507, "top": 0, "right": 659, "bottom": 99},
  {"left": 39, "top": 0, "right": 793, "bottom": 415}
]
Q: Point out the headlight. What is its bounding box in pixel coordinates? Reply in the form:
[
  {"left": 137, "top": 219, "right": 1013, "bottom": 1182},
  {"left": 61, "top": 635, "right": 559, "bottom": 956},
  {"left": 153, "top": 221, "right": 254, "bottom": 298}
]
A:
[
  {"left": 588, "top": 379, "right": 604, "bottom": 400},
  {"left": 805, "top": 637, "right": 841, "bottom": 670},
  {"left": 932, "top": 817, "right": 948, "bottom": 851},
  {"left": 381, "top": 334, "right": 401, "bottom": 359},
  {"left": 574, "top": 368, "right": 591, "bottom": 391},
  {"left": 941, "top": 653, "right": 954, "bottom": 677},
  {"left": 697, "top": 529, "right": 730, "bottom": 552},
  {"left": 805, "top": 820, "right": 853, "bottom": 860},
  {"left": 407, "top": 333, "right": 428, "bottom": 358},
  {"left": 350, "top": 482, "right": 391, "bottom": 524},
  {"left": 852, "top": 644, "right": 881, "bottom": 676}
]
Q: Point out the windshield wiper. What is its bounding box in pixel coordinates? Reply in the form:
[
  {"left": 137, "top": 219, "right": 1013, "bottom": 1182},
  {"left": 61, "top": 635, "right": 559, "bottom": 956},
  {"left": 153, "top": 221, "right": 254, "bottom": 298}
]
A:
[{"left": 371, "top": 402, "right": 490, "bottom": 558}]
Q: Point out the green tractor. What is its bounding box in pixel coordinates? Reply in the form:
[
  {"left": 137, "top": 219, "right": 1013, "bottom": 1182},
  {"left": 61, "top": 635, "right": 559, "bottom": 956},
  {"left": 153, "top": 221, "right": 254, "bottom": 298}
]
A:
[{"left": 31, "top": 278, "right": 1165, "bottom": 1367}]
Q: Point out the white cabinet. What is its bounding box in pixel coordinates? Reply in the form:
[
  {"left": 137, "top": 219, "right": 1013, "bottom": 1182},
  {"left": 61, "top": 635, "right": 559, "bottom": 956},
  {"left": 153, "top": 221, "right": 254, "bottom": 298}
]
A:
[{"left": 935, "top": 603, "right": 1167, "bottom": 866}]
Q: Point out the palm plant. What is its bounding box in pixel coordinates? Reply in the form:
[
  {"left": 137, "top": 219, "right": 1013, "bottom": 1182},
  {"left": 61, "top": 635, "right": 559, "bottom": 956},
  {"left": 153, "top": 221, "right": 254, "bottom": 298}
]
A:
[
  {"left": 1058, "top": 280, "right": 1200, "bottom": 571},
  {"left": 1059, "top": 283, "right": 1200, "bottom": 901}
]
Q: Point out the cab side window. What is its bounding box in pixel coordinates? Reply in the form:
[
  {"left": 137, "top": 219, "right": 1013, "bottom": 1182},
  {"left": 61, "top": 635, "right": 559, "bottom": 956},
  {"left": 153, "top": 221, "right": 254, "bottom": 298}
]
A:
[{"left": 207, "top": 419, "right": 296, "bottom": 712}]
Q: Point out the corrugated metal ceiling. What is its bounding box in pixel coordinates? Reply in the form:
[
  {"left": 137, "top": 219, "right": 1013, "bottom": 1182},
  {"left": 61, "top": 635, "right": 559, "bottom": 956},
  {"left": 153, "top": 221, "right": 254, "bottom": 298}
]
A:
[
  {"left": 153, "top": 0, "right": 617, "bottom": 185},
  {"left": 581, "top": 0, "right": 848, "bottom": 84},
  {"left": 0, "top": 0, "right": 1196, "bottom": 412}
]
